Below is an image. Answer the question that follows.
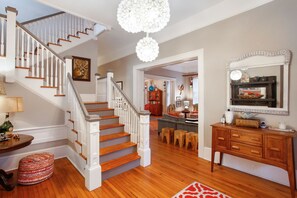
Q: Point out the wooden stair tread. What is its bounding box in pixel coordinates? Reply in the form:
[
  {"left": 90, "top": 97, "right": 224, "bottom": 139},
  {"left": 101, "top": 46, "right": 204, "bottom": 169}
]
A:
[
  {"left": 54, "top": 94, "right": 65, "bottom": 97},
  {"left": 58, "top": 38, "right": 71, "bottom": 42},
  {"left": 47, "top": 42, "right": 62, "bottom": 46},
  {"left": 16, "top": 66, "right": 30, "bottom": 69},
  {"left": 100, "top": 123, "right": 124, "bottom": 130},
  {"left": 87, "top": 108, "right": 113, "bottom": 112},
  {"left": 68, "top": 34, "right": 80, "bottom": 39},
  {"left": 25, "top": 76, "right": 44, "bottom": 79},
  {"left": 101, "top": 153, "right": 140, "bottom": 172},
  {"left": 99, "top": 115, "right": 119, "bottom": 120},
  {"left": 100, "top": 142, "right": 136, "bottom": 156},
  {"left": 84, "top": 101, "right": 108, "bottom": 105},
  {"left": 100, "top": 132, "right": 130, "bottom": 142},
  {"left": 80, "top": 153, "right": 87, "bottom": 161},
  {"left": 41, "top": 86, "right": 58, "bottom": 88}
]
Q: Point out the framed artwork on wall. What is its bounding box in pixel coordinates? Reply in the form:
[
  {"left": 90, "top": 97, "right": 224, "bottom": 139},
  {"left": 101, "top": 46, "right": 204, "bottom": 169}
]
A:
[
  {"left": 72, "top": 56, "right": 91, "bottom": 81},
  {"left": 116, "top": 81, "right": 123, "bottom": 90}
]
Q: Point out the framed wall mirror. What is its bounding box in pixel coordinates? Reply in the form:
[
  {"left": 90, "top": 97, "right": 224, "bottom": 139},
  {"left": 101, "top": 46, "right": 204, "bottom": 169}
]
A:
[{"left": 226, "top": 49, "right": 291, "bottom": 115}]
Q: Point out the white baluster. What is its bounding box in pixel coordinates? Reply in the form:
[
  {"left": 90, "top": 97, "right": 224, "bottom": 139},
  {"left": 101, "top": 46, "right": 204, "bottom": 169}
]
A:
[
  {"left": 36, "top": 43, "right": 40, "bottom": 77},
  {"left": 20, "top": 29, "right": 25, "bottom": 67},
  {"left": 26, "top": 33, "right": 30, "bottom": 68},
  {"left": 51, "top": 53, "right": 54, "bottom": 86},
  {"left": 31, "top": 39, "right": 35, "bottom": 77},
  {"left": 46, "top": 50, "right": 49, "bottom": 86},
  {"left": 41, "top": 46, "right": 44, "bottom": 79}
]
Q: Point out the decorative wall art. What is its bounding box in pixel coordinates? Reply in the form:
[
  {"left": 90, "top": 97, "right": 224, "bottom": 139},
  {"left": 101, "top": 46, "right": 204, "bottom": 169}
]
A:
[
  {"left": 72, "top": 56, "right": 91, "bottom": 81},
  {"left": 116, "top": 81, "right": 123, "bottom": 90}
]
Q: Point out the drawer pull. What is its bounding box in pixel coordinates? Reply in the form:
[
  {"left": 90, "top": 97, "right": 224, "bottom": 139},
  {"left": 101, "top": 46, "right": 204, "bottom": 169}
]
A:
[
  {"left": 269, "top": 147, "right": 281, "bottom": 152},
  {"left": 232, "top": 134, "right": 240, "bottom": 138},
  {"left": 251, "top": 150, "right": 260, "bottom": 154},
  {"left": 251, "top": 137, "right": 260, "bottom": 141},
  {"left": 232, "top": 145, "right": 240, "bottom": 150},
  {"left": 218, "top": 137, "right": 225, "bottom": 141}
]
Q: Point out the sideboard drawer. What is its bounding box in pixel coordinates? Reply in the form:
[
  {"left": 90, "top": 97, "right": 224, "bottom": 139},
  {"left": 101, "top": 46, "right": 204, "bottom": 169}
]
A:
[
  {"left": 213, "top": 127, "right": 230, "bottom": 150},
  {"left": 231, "top": 130, "right": 262, "bottom": 146},
  {"left": 231, "top": 142, "right": 263, "bottom": 158},
  {"left": 264, "top": 135, "right": 286, "bottom": 163}
]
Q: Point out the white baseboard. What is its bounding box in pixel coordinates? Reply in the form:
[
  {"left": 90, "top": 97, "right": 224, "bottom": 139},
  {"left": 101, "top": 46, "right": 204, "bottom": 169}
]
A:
[
  {"left": 15, "top": 125, "right": 67, "bottom": 145},
  {"left": 0, "top": 145, "right": 68, "bottom": 171},
  {"left": 203, "top": 146, "right": 297, "bottom": 188}
]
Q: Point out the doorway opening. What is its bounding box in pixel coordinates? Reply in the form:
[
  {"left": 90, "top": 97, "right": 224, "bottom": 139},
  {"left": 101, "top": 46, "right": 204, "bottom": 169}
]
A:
[{"left": 133, "top": 49, "right": 204, "bottom": 158}]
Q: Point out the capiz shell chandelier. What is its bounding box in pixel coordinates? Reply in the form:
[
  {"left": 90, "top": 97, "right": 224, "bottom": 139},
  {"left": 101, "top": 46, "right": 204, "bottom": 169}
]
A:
[
  {"left": 136, "top": 36, "right": 159, "bottom": 62},
  {"left": 117, "top": 0, "right": 170, "bottom": 33}
]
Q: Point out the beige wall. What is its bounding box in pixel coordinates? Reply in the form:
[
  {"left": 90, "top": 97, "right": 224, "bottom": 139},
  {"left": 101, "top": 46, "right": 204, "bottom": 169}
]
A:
[
  {"left": 2, "top": 82, "right": 64, "bottom": 129},
  {"left": 61, "top": 40, "right": 98, "bottom": 94},
  {"left": 99, "top": 0, "right": 297, "bottom": 149}
]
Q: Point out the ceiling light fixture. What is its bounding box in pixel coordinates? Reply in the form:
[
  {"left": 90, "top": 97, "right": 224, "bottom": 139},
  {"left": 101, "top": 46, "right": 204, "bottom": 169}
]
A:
[
  {"left": 117, "top": 0, "right": 170, "bottom": 62},
  {"left": 136, "top": 35, "right": 159, "bottom": 62}
]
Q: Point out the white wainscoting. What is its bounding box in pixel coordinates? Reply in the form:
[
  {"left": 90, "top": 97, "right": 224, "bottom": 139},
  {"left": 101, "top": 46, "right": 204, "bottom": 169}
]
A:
[
  {"left": 203, "top": 147, "right": 297, "bottom": 188},
  {"left": 15, "top": 125, "right": 67, "bottom": 144}
]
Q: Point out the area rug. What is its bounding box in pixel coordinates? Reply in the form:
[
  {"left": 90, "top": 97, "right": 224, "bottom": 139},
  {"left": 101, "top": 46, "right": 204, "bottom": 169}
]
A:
[{"left": 172, "top": 181, "right": 231, "bottom": 198}]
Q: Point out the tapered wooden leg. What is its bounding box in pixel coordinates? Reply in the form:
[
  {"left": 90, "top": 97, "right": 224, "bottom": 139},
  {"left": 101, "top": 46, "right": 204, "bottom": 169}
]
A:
[
  {"left": 287, "top": 138, "right": 296, "bottom": 198},
  {"left": 211, "top": 150, "right": 215, "bottom": 172},
  {"left": 218, "top": 153, "right": 223, "bottom": 166}
]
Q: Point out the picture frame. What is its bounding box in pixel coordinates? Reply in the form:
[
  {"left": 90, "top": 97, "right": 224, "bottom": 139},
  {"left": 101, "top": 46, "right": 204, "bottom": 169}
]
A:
[
  {"left": 72, "top": 56, "right": 91, "bottom": 81},
  {"left": 116, "top": 81, "right": 123, "bottom": 90}
]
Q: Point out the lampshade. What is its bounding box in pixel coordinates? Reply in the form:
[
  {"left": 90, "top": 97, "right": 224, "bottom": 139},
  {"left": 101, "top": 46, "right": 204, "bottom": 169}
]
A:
[
  {"left": 0, "top": 81, "right": 6, "bottom": 95},
  {"left": 136, "top": 36, "right": 159, "bottom": 62},
  {"left": 184, "top": 101, "right": 190, "bottom": 109},
  {"left": 0, "top": 97, "right": 24, "bottom": 113}
]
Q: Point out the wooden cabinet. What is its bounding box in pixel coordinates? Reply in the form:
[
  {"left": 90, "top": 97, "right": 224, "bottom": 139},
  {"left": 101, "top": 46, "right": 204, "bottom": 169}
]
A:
[
  {"left": 211, "top": 123, "right": 297, "bottom": 198},
  {"left": 148, "top": 89, "right": 163, "bottom": 116}
]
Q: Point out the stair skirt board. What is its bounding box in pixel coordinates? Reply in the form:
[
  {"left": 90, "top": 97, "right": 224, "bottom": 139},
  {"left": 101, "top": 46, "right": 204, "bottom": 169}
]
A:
[
  {"left": 99, "top": 117, "right": 119, "bottom": 125},
  {"left": 100, "top": 146, "right": 137, "bottom": 163},
  {"left": 102, "top": 158, "right": 140, "bottom": 181},
  {"left": 100, "top": 135, "right": 130, "bottom": 148},
  {"left": 100, "top": 126, "right": 125, "bottom": 136},
  {"left": 88, "top": 110, "right": 114, "bottom": 117}
]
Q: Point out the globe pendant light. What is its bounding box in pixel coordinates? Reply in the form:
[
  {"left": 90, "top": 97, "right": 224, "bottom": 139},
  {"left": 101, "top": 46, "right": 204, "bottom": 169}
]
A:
[
  {"left": 117, "top": 0, "right": 170, "bottom": 33},
  {"left": 140, "top": 0, "right": 170, "bottom": 33},
  {"left": 136, "top": 35, "right": 159, "bottom": 62},
  {"left": 117, "top": 0, "right": 142, "bottom": 33}
]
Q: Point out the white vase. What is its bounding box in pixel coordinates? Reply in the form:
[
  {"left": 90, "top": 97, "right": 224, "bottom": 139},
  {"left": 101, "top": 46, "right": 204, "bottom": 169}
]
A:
[{"left": 225, "top": 110, "right": 234, "bottom": 124}]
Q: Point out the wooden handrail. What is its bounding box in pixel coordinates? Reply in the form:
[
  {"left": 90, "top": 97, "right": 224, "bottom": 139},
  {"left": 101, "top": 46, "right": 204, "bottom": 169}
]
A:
[
  {"left": 0, "top": 14, "right": 7, "bottom": 19},
  {"left": 16, "top": 21, "right": 64, "bottom": 61},
  {"left": 22, "top": 12, "right": 64, "bottom": 25},
  {"left": 67, "top": 73, "right": 99, "bottom": 122}
]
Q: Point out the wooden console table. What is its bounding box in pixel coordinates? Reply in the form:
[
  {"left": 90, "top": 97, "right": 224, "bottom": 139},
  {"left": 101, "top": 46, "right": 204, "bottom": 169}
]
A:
[
  {"left": 210, "top": 123, "right": 296, "bottom": 198},
  {"left": 0, "top": 134, "right": 34, "bottom": 191}
]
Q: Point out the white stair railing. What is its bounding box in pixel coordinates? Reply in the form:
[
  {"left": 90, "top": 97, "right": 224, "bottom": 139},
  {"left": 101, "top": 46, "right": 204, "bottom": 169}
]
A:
[
  {"left": 23, "top": 12, "right": 95, "bottom": 45},
  {"left": 66, "top": 72, "right": 101, "bottom": 191},
  {"left": 98, "top": 72, "right": 151, "bottom": 167},
  {"left": 15, "top": 22, "right": 66, "bottom": 94},
  {"left": 0, "top": 14, "right": 7, "bottom": 56}
]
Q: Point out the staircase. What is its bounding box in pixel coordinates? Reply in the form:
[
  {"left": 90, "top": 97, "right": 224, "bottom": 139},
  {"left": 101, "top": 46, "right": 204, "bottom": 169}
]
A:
[
  {"left": 1, "top": 7, "right": 151, "bottom": 191},
  {"left": 85, "top": 102, "right": 140, "bottom": 180}
]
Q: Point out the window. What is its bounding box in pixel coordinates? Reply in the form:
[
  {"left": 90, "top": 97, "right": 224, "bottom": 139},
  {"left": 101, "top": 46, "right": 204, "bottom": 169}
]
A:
[{"left": 193, "top": 77, "right": 198, "bottom": 104}]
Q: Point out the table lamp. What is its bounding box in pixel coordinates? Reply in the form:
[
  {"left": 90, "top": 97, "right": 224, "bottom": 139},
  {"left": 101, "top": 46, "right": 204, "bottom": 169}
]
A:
[
  {"left": 183, "top": 100, "right": 190, "bottom": 109},
  {"left": 0, "top": 97, "right": 24, "bottom": 133}
]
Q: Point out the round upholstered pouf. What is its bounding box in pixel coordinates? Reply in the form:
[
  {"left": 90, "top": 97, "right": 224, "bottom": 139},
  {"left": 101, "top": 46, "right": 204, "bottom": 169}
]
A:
[{"left": 18, "top": 152, "right": 54, "bottom": 185}]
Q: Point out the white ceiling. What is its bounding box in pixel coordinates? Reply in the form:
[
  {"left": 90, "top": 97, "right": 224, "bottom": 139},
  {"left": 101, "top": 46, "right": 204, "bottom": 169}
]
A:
[
  {"left": 1, "top": 0, "right": 273, "bottom": 65},
  {"left": 0, "top": 0, "right": 59, "bottom": 23}
]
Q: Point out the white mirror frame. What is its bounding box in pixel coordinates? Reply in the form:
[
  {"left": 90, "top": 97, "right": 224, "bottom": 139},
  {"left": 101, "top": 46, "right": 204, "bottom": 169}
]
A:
[{"left": 227, "top": 49, "right": 291, "bottom": 115}]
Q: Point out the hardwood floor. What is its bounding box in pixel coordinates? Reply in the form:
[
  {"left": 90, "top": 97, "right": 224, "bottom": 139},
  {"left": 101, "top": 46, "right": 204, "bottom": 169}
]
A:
[{"left": 0, "top": 118, "right": 294, "bottom": 197}]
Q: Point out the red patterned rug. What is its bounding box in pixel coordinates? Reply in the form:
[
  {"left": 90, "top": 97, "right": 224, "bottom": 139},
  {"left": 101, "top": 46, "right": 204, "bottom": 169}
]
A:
[{"left": 172, "top": 181, "right": 231, "bottom": 198}]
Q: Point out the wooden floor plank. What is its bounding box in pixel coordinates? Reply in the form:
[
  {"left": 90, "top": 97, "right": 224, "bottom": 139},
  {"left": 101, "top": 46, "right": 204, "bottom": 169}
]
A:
[{"left": 0, "top": 117, "right": 294, "bottom": 197}]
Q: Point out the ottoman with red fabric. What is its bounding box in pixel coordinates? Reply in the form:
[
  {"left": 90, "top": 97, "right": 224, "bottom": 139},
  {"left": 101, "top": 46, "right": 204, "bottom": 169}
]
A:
[{"left": 17, "top": 152, "right": 54, "bottom": 185}]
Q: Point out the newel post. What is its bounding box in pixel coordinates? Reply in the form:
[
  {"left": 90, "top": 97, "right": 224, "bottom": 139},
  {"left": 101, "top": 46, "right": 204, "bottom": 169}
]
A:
[
  {"left": 95, "top": 73, "right": 100, "bottom": 102},
  {"left": 85, "top": 117, "right": 101, "bottom": 191},
  {"left": 106, "top": 72, "right": 114, "bottom": 108},
  {"left": 5, "top": 7, "right": 18, "bottom": 82},
  {"left": 64, "top": 56, "right": 73, "bottom": 77},
  {"left": 138, "top": 112, "right": 151, "bottom": 167}
]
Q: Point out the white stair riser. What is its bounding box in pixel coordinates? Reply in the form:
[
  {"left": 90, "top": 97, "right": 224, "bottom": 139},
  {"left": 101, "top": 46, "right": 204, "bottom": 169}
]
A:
[
  {"left": 100, "top": 146, "right": 137, "bottom": 163},
  {"left": 100, "top": 136, "right": 130, "bottom": 148}
]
